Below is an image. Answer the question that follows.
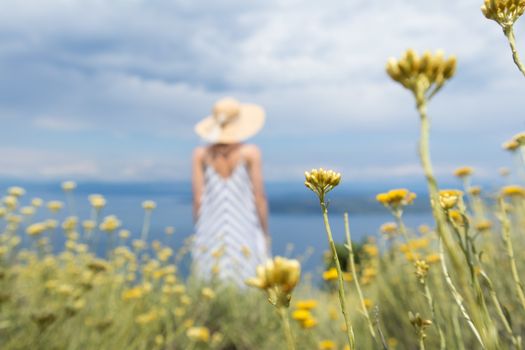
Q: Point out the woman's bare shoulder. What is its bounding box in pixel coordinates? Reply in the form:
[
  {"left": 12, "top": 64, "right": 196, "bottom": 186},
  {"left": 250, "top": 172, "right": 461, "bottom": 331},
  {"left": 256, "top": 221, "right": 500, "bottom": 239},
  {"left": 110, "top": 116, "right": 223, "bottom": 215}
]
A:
[
  {"left": 193, "top": 146, "right": 207, "bottom": 161},
  {"left": 240, "top": 144, "right": 261, "bottom": 159}
]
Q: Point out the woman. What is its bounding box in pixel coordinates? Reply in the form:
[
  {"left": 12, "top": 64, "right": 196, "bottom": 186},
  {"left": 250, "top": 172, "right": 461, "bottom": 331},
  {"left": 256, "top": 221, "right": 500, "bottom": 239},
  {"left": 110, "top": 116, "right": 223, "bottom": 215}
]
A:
[{"left": 191, "top": 97, "right": 271, "bottom": 286}]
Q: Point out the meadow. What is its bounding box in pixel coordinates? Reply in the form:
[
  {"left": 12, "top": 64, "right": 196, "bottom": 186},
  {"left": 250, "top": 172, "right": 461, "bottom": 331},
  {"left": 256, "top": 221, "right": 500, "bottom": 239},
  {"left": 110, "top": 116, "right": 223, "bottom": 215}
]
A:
[{"left": 4, "top": 1, "right": 525, "bottom": 349}]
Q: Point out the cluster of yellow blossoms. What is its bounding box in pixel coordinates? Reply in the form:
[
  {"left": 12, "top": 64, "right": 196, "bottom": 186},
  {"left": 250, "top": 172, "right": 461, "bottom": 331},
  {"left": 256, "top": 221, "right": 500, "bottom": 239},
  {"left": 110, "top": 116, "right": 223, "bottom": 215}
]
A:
[
  {"left": 245, "top": 256, "right": 301, "bottom": 308},
  {"left": 386, "top": 49, "right": 456, "bottom": 104},
  {"left": 481, "top": 0, "right": 525, "bottom": 29},
  {"left": 438, "top": 189, "right": 464, "bottom": 210},
  {"left": 453, "top": 166, "right": 474, "bottom": 178},
  {"left": 292, "top": 299, "right": 318, "bottom": 329},
  {"left": 376, "top": 188, "right": 416, "bottom": 210},
  {"left": 304, "top": 168, "right": 342, "bottom": 198},
  {"left": 501, "top": 185, "right": 525, "bottom": 197}
]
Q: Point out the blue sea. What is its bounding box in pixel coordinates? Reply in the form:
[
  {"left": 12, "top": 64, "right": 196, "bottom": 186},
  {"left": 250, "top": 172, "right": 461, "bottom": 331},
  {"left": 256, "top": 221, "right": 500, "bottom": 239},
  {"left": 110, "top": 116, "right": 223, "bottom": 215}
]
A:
[{"left": 1, "top": 181, "right": 434, "bottom": 274}]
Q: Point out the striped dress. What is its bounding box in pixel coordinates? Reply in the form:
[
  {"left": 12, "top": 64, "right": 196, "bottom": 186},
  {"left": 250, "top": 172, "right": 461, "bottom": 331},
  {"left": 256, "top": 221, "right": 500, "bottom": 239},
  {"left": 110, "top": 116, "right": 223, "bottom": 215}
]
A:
[{"left": 192, "top": 161, "right": 269, "bottom": 286}]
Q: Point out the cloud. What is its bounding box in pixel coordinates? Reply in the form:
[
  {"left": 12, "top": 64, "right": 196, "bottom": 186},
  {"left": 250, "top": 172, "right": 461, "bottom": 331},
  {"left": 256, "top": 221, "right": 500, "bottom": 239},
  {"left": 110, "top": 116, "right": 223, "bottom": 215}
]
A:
[
  {"left": 33, "top": 116, "right": 93, "bottom": 132},
  {"left": 0, "top": 0, "right": 523, "bottom": 181}
]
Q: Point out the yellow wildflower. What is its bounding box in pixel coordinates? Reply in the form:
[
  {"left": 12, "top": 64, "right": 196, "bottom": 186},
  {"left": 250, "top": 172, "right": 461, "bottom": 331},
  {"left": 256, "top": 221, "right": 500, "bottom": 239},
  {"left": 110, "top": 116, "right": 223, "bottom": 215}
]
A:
[
  {"left": 468, "top": 186, "right": 482, "bottom": 196},
  {"left": 454, "top": 166, "right": 474, "bottom": 178},
  {"left": 415, "top": 259, "right": 430, "bottom": 283},
  {"left": 501, "top": 185, "right": 525, "bottom": 197},
  {"left": 409, "top": 238, "right": 430, "bottom": 250},
  {"left": 31, "top": 198, "right": 43, "bottom": 207},
  {"left": 376, "top": 188, "right": 416, "bottom": 208},
  {"left": 481, "top": 0, "right": 525, "bottom": 29},
  {"left": 142, "top": 200, "right": 156, "bottom": 210},
  {"left": 118, "top": 229, "right": 130, "bottom": 239},
  {"left": 45, "top": 219, "right": 58, "bottom": 229},
  {"left": 245, "top": 256, "right": 301, "bottom": 307},
  {"left": 503, "top": 139, "right": 520, "bottom": 151},
  {"left": 418, "top": 224, "right": 431, "bottom": 234},
  {"left": 295, "top": 299, "right": 318, "bottom": 310},
  {"left": 99, "top": 215, "right": 121, "bottom": 233},
  {"left": 426, "top": 253, "right": 441, "bottom": 264},
  {"left": 386, "top": 49, "right": 457, "bottom": 103},
  {"left": 292, "top": 309, "right": 311, "bottom": 321},
  {"left": 186, "top": 327, "right": 210, "bottom": 343},
  {"left": 380, "top": 222, "right": 397, "bottom": 235},
  {"left": 61, "top": 181, "right": 77, "bottom": 192},
  {"left": 245, "top": 256, "right": 301, "bottom": 293},
  {"left": 388, "top": 337, "right": 399, "bottom": 348},
  {"left": 201, "top": 287, "right": 215, "bottom": 300},
  {"left": 318, "top": 340, "right": 336, "bottom": 350},
  {"left": 62, "top": 216, "right": 78, "bottom": 231},
  {"left": 88, "top": 194, "right": 106, "bottom": 209},
  {"left": 135, "top": 310, "right": 158, "bottom": 325},
  {"left": 26, "top": 223, "right": 47, "bottom": 236},
  {"left": 475, "top": 220, "right": 493, "bottom": 231},
  {"left": 154, "top": 335, "right": 164, "bottom": 346},
  {"left": 304, "top": 168, "right": 341, "bottom": 198},
  {"left": 404, "top": 251, "right": 421, "bottom": 262},
  {"left": 8, "top": 186, "right": 25, "bottom": 197},
  {"left": 180, "top": 295, "right": 191, "bottom": 305},
  {"left": 301, "top": 317, "right": 318, "bottom": 329},
  {"left": 20, "top": 206, "right": 35, "bottom": 216},
  {"left": 322, "top": 267, "right": 338, "bottom": 281},
  {"left": 82, "top": 220, "right": 96, "bottom": 231},
  {"left": 3, "top": 196, "right": 17, "bottom": 210},
  {"left": 122, "top": 287, "right": 143, "bottom": 301},
  {"left": 448, "top": 210, "right": 465, "bottom": 226},
  {"left": 438, "top": 189, "right": 463, "bottom": 210},
  {"left": 363, "top": 243, "right": 378, "bottom": 257},
  {"left": 47, "top": 201, "right": 63, "bottom": 213},
  {"left": 362, "top": 267, "right": 377, "bottom": 278},
  {"left": 132, "top": 239, "right": 146, "bottom": 250}
]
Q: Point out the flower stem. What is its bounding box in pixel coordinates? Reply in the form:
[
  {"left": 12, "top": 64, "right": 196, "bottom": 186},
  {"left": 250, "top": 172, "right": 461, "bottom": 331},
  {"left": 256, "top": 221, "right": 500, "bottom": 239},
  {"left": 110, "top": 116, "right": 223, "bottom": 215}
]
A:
[
  {"left": 320, "top": 200, "right": 355, "bottom": 349},
  {"left": 498, "top": 197, "right": 525, "bottom": 313},
  {"left": 278, "top": 306, "right": 295, "bottom": 350},
  {"left": 419, "top": 332, "right": 426, "bottom": 350},
  {"left": 439, "top": 240, "right": 485, "bottom": 349},
  {"left": 416, "top": 100, "right": 457, "bottom": 263},
  {"left": 503, "top": 25, "right": 525, "bottom": 77},
  {"left": 479, "top": 269, "right": 522, "bottom": 349},
  {"left": 422, "top": 282, "right": 445, "bottom": 350},
  {"left": 344, "top": 212, "right": 377, "bottom": 342}
]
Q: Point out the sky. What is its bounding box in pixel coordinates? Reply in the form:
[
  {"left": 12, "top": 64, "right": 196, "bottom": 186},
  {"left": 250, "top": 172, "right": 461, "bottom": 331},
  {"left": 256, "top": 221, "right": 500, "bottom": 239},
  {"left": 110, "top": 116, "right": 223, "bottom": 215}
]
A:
[{"left": 0, "top": 0, "right": 524, "bottom": 186}]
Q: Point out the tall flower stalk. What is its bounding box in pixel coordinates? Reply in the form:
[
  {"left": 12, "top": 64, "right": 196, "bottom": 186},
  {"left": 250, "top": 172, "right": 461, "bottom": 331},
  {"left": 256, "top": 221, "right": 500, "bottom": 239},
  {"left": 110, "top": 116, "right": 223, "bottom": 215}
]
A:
[
  {"left": 481, "top": 0, "right": 525, "bottom": 76},
  {"left": 386, "top": 49, "right": 500, "bottom": 349},
  {"left": 304, "top": 169, "right": 355, "bottom": 349},
  {"left": 385, "top": 49, "right": 458, "bottom": 260},
  {"left": 141, "top": 200, "right": 156, "bottom": 242},
  {"left": 245, "top": 256, "right": 301, "bottom": 350},
  {"left": 343, "top": 212, "right": 377, "bottom": 344},
  {"left": 498, "top": 195, "right": 525, "bottom": 312}
]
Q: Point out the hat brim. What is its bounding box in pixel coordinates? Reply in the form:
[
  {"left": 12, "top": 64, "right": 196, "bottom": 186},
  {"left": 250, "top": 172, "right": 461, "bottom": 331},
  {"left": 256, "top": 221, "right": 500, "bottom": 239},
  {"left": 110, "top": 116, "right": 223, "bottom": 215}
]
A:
[{"left": 195, "top": 104, "right": 265, "bottom": 144}]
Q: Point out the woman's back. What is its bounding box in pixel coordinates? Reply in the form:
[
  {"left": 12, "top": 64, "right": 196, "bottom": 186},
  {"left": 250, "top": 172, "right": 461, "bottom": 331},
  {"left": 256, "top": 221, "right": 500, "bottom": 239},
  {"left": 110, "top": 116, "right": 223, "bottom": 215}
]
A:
[{"left": 191, "top": 143, "right": 269, "bottom": 286}]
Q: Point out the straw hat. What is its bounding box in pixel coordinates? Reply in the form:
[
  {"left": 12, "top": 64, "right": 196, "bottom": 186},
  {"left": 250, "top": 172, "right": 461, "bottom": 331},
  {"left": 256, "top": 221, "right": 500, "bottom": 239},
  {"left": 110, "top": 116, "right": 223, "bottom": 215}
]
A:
[{"left": 195, "top": 97, "right": 265, "bottom": 144}]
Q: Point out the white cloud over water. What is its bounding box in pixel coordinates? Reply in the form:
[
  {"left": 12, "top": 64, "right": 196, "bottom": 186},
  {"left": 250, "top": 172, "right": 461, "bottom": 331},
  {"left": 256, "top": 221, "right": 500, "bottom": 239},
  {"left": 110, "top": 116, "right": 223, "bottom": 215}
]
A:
[{"left": 0, "top": 0, "right": 523, "bottom": 182}]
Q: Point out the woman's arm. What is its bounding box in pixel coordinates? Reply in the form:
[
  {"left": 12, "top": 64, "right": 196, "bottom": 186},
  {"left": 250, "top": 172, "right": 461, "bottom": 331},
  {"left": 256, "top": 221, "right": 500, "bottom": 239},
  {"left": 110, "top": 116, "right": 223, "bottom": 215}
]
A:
[
  {"left": 192, "top": 147, "right": 205, "bottom": 222},
  {"left": 245, "top": 145, "right": 269, "bottom": 236}
]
